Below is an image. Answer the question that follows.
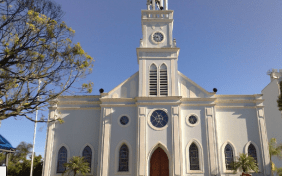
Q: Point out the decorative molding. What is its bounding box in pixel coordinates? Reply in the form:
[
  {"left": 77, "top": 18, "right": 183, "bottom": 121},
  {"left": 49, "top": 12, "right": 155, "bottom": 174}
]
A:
[
  {"left": 181, "top": 104, "right": 215, "bottom": 107},
  {"left": 114, "top": 140, "right": 133, "bottom": 175},
  {"left": 216, "top": 106, "right": 261, "bottom": 109},
  {"left": 244, "top": 141, "right": 262, "bottom": 172},
  {"left": 100, "top": 104, "right": 136, "bottom": 107},
  {"left": 147, "top": 108, "right": 170, "bottom": 131},
  {"left": 186, "top": 113, "right": 200, "bottom": 127},
  {"left": 136, "top": 96, "right": 182, "bottom": 101},
  {"left": 186, "top": 139, "right": 204, "bottom": 173},
  {"left": 147, "top": 142, "right": 172, "bottom": 176},
  {"left": 58, "top": 101, "right": 100, "bottom": 105},
  {"left": 58, "top": 107, "right": 101, "bottom": 110},
  {"left": 79, "top": 143, "right": 95, "bottom": 175},
  {"left": 181, "top": 98, "right": 216, "bottom": 102},
  {"left": 100, "top": 98, "right": 135, "bottom": 103},
  {"left": 215, "top": 94, "right": 261, "bottom": 98},
  {"left": 221, "top": 141, "right": 238, "bottom": 174},
  {"left": 136, "top": 102, "right": 181, "bottom": 106},
  {"left": 117, "top": 114, "right": 131, "bottom": 128},
  {"left": 215, "top": 99, "right": 264, "bottom": 103}
]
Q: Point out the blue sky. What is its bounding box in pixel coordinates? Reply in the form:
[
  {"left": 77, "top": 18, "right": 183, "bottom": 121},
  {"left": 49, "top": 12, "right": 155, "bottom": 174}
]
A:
[{"left": 1, "top": 0, "right": 282, "bottom": 158}]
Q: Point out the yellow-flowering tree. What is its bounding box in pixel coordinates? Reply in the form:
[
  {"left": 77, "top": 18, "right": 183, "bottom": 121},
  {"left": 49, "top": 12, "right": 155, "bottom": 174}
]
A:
[{"left": 0, "top": 0, "right": 94, "bottom": 122}]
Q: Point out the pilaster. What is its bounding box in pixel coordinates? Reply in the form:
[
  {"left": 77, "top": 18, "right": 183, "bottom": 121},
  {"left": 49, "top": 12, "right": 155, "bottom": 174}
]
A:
[
  {"left": 98, "top": 108, "right": 112, "bottom": 176},
  {"left": 42, "top": 100, "right": 57, "bottom": 176},
  {"left": 172, "top": 106, "right": 180, "bottom": 176},
  {"left": 205, "top": 107, "right": 218, "bottom": 175},
  {"left": 257, "top": 108, "right": 271, "bottom": 176},
  {"left": 137, "top": 107, "right": 147, "bottom": 176}
]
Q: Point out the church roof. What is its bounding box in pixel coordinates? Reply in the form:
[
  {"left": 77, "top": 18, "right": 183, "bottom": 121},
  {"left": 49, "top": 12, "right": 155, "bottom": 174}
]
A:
[{"left": 0, "top": 134, "right": 15, "bottom": 151}]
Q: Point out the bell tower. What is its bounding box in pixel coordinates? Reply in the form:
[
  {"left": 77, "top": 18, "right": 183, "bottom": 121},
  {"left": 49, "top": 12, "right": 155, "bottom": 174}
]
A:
[{"left": 137, "top": 0, "right": 180, "bottom": 97}]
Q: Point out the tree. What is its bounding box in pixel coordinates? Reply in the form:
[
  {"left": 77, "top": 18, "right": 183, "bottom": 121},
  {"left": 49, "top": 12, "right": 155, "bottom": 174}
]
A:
[
  {"left": 276, "top": 167, "right": 282, "bottom": 176},
  {"left": 0, "top": 141, "right": 43, "bottom": 176},
  {"left": 269, "top": 138, "right": 282, "bottom": 176},
  {"left": 231, "top": 153, "right": 259, "bottom": 174},
  {"left": 0, "top": 0, "right": 94, "bottom": 122},
  {"left": 62, "top": 156, "right": 90, "bottom": 176}
]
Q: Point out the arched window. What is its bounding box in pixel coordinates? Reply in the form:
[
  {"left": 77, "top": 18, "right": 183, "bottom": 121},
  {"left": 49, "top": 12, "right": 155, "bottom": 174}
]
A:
[
  {"left": 160, "top": 64, "right": 168, "bottom": 96},
  {"left": 225, "top": 144, "right": 234, "bottom": 170},
  {"left": 82, "top": 146, "right": 92, "bottom": 172},
  {"left": 57, "top": 146, "right": 67, "bottom": 173},
  {"left": 189, "top": 143, "right": 199, "bottom": 170},
  {"left": 248, "top": 144, "right": 258, "bottom": 164},
  {"left": 149, "top": 64, "right": 157, "bottom": 95},
  {"left": 118, "top": 144, "right": 129, "bottom": 172}
]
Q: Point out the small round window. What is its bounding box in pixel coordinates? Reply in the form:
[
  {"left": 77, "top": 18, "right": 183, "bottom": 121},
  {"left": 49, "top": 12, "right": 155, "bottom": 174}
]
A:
[
  {"left": 186, "top": 114, "right": 200, "bottom": 127},
  {"left": 150, "top": 110, "right": 168, "bottom": 128},
  {"left": 189, "top": 115, "right": 197, "bottom": 124},
  {"left": 120, "top": 116, "right": 129, "bottom": 125}
]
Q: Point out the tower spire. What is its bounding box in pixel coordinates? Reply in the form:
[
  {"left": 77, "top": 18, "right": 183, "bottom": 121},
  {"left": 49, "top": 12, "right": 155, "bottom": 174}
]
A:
[{"left": 147, "top": 0, "right": 168, "bottom": 10}]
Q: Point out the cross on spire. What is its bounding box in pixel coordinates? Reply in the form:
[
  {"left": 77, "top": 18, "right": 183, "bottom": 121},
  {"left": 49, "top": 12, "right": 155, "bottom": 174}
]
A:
[{"left": 147, "top": 0, "right": 168, "bottom": 10}]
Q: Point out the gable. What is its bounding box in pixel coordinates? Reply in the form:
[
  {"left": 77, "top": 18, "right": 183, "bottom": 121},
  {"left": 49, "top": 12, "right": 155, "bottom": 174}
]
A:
[
  {"left": 108, "top": 72, "right": 139, "bottom": 98},
  {"left": 178, "top": 71, "right": 215, "bottom": 98}
]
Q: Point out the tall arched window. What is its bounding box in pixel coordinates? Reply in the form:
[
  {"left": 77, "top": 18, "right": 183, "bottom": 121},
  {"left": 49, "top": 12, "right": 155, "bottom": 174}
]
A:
[
  {"left": 189, "top": 143, "right": 199, "bottom": 170},
  {"left": 82, "top": 146, "right": 92, "bottom": 172},
  {"left": 57, "top": 146, "right": 67, "bottom": 173},
  {"left": 248, "top": 144, "right": 258, "bottom": 164},
  {"left": 118, "top": 144, "right": 129, "bottom": 172},
  {"left": 225, "top": 144, "right": 234, "bottom": 170},
  {"left": 149, "top": 64, "right": 157, "bottom": 95},
  {"left": 160, "top": 64, "right": 168, "bottom": 96}
]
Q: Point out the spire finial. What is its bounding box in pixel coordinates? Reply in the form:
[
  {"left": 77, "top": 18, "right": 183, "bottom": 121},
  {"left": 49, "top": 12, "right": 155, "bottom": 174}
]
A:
[{"left": 147, "top": 0, "right": 168, "bottom": 10}]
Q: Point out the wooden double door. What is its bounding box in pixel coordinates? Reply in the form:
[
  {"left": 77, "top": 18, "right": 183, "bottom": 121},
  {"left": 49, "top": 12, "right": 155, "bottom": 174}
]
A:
[{"left": 149, "top": 147, "right": 169, "bottom": 176}]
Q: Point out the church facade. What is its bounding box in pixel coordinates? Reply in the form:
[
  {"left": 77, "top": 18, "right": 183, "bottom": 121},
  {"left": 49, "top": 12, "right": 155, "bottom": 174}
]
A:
[{"left": 42, "top": 1, "right": 271, "bottom": 176}]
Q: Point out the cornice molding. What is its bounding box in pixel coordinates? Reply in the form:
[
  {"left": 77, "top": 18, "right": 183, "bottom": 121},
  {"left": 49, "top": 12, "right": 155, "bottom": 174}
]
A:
[
  {"left": 215, "top": 106, "right": 263, "bottom": 109},
  {"left": 58, "top": 101, "right": 100, "bottom": 105},
  {"left": 58, "top": 107, "right": 101, "bottom": 110},
  {"left": 215, "top": 99, "right": 264, "bottom": 103},
  {"left": 100, "top": 104, "right": 136, "bottom": 107},
  {"left": 136, "top": 102, "right": 181, "bottom": 106},
  {"left": 136, "top": 96, "right": 182, "bottom": 101},
  {"left": 100, "top": 98, "right": 136, "bottom": 103},
  {"left": 59, "top": 95, "right": 100, "bottom": 99},
  {"left": 180, "top": 104, "right": 215, "bottom": 107},
  {"left": 215, "top": 94, "right": 259, "bottom": 98},
  {"left": 181, "top": 98, "right": 216, "bottom": 102}
]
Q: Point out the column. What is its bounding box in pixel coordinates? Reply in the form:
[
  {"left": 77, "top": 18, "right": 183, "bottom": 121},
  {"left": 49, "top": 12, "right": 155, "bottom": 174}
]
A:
[
  {"left": 257, "top": 108, "right": 271, "bottom": 176},
  {"left": 42, "top": 100, "right": 57, "bottom": 176},
  {"left": 205, "top": 107, "right": 218, "bottom": 175},
  {"left": 98, "top": 108, "right": 112, "bottom": 176},
  {"left": 172, "top": 107, "right": 180, "bottom": 176},
  {"left": 137, "top": 107, "right": 146, "bottom": 176}
]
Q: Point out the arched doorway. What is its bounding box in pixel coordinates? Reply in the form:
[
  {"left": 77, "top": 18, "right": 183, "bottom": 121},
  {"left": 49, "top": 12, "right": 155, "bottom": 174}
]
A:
[{"left": 150, "top": 147, "right": 169, "bottom": 176}]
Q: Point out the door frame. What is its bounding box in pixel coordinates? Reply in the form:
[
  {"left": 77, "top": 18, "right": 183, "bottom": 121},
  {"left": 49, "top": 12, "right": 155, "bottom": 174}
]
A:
[{"left": 147, "top": 142, "right": 172, "bottom": 176}]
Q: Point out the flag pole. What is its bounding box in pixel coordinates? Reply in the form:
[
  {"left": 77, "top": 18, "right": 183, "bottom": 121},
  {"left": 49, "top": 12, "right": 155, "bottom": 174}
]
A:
[{"left": 30, "top": 79, "right": 41, "bottom": 176}]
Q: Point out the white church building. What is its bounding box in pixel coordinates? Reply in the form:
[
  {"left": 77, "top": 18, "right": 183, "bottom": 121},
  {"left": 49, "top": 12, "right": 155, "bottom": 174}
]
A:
[{"left": 42, "top": 1, "right": 272, "bottom": 176}]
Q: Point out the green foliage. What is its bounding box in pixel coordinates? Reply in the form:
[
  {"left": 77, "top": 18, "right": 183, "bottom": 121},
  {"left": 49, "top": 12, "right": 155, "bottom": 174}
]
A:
[
  {"left": 0, "top": 141, "right": 43, "bottom": 176},
  {"left": 0, "top": 0, "right": 94, "bottom": 122},
  {"left": 268, "top": 138, "right": 282, "bottom": 176},
  {"left": 62, "top": 156, "right": 90, "bottom": 176},
  {"left": 277, "top": 81, "right": 282, "bottom": 111},
  {"left": 230, "top": 153, "right": 259, "bottom": 174}
]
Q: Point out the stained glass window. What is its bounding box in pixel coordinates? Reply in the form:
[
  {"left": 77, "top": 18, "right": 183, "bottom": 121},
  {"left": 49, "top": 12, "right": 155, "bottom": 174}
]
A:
[
  {"left": 248, "top": 144, "right": 258, "bottom": 164},
  {"left": 189, "top": 143, "right": 200, "bottom": 170},
  {"left": 119, "top": 144, "right": 129, "bottom": 172},
  {"left": 225, "top": 144, "right": 234, "bottom": 170},
  {"left": 82, "top": 146, "right": 92, "bottom": 172},
  {"left": 150, "top": 110, "right": 168, "bottom": 128},
  {"left": 57, "top": 146, "right": 67, "bottom": 173},
  {"left": 120, "top": 116, "right": 129, "bottom": 125},
  {"left": 189, "top": 115, "right": 197, "bottom": 124}
]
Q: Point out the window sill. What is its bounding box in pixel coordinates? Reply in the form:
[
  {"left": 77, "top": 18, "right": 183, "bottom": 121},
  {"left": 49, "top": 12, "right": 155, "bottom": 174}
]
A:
[{"left": 187, "top": 170, "right": 204, "bottom": 174}]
